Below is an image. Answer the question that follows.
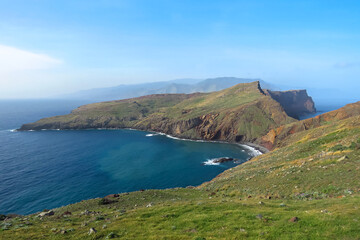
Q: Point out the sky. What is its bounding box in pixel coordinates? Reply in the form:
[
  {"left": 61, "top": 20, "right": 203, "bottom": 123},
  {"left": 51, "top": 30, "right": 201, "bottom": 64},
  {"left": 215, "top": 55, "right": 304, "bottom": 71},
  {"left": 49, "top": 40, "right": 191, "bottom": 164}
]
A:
[{"left": 0, "top": 0, "right": 359, "bottom": 99}]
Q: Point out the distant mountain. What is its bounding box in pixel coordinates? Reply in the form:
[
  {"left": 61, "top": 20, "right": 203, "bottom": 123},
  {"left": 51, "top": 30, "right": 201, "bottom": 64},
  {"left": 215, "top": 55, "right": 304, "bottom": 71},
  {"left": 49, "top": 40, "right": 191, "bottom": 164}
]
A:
[{"left": 59, "top": 77, "right": 275, "bottom": 102}]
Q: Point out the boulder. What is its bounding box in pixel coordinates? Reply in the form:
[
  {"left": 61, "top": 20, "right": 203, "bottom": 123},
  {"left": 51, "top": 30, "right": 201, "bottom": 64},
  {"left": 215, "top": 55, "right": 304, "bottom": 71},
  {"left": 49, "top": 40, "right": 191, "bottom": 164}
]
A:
[
  {"left": 89, "top": 228, "right": 97, "bottom": 235},
  {"left": 38, "top": 210, "right": 54, "bottom": 217},
  {"left": 105, "top": 194, "right": 119, "bottom": 198},
  {"left": 289, "top": 217, "right": 299, "bottom": 222},
  {"left": 213, "top": 157, "right": 235, "bottom": 163}
]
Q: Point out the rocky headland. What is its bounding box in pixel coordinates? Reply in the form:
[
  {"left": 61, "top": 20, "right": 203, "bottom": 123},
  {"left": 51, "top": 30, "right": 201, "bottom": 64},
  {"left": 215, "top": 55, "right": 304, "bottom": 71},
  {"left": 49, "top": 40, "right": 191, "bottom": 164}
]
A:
[{"left": 19, "top": 81, "right": 315, "bottom": 149}]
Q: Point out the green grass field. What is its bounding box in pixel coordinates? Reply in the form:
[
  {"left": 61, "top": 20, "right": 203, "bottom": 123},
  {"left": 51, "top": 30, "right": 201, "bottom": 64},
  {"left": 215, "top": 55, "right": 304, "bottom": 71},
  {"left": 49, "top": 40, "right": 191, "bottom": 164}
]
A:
[{"left": 2, "top": 189, "right": 360, "bottom": 239}]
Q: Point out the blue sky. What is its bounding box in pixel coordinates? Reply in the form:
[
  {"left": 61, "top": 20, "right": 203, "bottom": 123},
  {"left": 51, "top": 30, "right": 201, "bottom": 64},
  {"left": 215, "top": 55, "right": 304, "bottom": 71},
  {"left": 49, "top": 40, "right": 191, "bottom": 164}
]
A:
[{"left": 0, "top": 0, "right": 359, "bottom": 99}]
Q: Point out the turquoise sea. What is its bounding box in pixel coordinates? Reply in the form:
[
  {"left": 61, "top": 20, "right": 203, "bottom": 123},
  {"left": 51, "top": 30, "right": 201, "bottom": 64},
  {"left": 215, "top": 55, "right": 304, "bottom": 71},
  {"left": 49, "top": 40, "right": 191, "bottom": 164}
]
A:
[{"left": 0, "top": 100, "right": 257, "bottom": 215}]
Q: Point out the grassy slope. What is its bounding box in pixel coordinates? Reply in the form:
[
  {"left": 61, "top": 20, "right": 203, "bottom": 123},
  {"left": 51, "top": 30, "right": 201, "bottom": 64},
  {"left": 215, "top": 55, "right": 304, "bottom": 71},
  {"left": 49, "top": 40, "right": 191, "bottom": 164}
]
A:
[
  {"left": 2, "top": 104, "right": 360, "bottom": 239},
  {"left": 2, "top": 190, "right": 360, "bottom": 239},
  {"left": 19, "top": 82, "right": 296, "bottom": 142}
]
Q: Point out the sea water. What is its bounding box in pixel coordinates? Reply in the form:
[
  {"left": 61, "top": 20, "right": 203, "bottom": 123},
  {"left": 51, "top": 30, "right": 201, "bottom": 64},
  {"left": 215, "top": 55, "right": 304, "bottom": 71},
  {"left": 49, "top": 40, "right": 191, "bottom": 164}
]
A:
[{"left": 0, "top": 100, "right": 257, "bottom": 215}]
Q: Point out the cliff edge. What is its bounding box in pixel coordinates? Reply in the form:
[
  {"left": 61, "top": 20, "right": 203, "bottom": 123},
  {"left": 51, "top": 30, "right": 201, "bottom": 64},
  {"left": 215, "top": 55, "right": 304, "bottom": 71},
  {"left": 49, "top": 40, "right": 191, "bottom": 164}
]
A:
[{"left": 265, "top": 89, "right": 316, "bottom": 119}]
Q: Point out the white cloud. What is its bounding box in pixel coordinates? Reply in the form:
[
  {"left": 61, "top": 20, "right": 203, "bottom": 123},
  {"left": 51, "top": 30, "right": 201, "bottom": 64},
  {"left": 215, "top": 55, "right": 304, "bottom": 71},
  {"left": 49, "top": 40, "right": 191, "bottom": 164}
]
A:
[{"left": 0, "top": 45, "right": 62, "bottom": 72}]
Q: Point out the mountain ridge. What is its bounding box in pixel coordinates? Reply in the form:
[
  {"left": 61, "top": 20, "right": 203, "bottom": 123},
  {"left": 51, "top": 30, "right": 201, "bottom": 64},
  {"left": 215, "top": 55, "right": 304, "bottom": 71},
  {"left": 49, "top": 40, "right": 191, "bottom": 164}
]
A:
[
  {"left": 59, "top": 77, "right": 274, "bottom": 102},
  {"left": 19, "top": 81, "right": 298, "bottom": 145}
]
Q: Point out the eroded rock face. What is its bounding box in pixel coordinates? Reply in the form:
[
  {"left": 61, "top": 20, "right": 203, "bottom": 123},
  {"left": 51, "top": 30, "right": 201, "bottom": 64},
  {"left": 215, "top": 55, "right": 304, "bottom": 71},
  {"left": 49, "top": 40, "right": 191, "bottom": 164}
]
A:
[
  {"left": 260, "top": 101, "right": 360, "bottom": 150},
  {"left": 265, "top": 89, "right": 316, "bottom": 119}
]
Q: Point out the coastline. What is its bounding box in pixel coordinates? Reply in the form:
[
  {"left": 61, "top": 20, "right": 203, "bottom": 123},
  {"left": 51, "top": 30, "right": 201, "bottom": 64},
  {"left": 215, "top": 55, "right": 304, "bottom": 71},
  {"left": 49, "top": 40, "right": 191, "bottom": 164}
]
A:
[
  {"left": 6, "top": 126, "right": 270, "bottom": 216},
  {"left": 16, "top": 126, "right": 269, "bottom": 156},
  {"left": 141, "top": 129, "right": 268, "bottom": 156}
]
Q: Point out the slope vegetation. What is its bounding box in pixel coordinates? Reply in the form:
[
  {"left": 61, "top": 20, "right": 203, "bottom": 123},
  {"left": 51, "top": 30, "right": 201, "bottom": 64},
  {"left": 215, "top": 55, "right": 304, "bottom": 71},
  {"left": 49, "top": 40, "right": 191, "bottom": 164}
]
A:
[
  {"left": 2, "top": 102, "right": 360, "bottom": 239},
  {"left": 20, "top": 82, "right": 296, "bottom": 143}
]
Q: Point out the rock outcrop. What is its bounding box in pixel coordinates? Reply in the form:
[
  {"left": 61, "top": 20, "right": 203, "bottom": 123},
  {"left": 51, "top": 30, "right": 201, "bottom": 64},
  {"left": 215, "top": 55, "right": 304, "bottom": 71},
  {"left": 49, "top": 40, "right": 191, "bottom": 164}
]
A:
[{"left": 265, "top": 89, "right": 316, "bottom": 119}]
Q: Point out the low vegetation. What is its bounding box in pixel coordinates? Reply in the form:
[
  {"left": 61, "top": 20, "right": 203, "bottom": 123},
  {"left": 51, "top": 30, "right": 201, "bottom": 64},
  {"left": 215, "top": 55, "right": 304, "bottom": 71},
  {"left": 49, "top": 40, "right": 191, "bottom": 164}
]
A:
[{"left": 4, "top": 85, "right": 360, "bottom": 239}]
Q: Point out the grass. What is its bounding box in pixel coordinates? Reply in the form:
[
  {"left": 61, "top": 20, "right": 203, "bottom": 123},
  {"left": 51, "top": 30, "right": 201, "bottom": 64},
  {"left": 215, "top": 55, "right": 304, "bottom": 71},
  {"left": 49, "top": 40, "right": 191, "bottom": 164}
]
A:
[{"left": 2, "top": 190, "right": 360, "bottom": 239}]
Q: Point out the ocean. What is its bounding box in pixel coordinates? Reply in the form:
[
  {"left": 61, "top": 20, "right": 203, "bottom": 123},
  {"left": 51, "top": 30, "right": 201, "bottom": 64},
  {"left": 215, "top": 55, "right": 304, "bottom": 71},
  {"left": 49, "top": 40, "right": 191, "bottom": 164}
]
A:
[{"left": 0, "top": 100, "right": 256, "bottom": 215}]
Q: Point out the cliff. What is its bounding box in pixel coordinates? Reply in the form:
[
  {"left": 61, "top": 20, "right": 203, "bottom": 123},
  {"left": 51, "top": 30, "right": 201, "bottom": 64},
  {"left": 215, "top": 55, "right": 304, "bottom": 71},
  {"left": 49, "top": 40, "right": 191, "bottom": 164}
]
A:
[
  {"left": 265, "top": 89, "right": 316, "bottom": 119},
  {"left": 260, "top": 101, "right": 360, "bottom": 150},
  {"left": 19, "top": 81, "right": 296, "bottom": 144}
]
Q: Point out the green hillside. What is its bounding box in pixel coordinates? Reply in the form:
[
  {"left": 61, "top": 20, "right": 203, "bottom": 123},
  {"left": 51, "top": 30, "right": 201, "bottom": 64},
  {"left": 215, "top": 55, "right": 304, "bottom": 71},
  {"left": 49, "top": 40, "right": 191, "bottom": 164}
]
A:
[{"left": 19, "top": 82, "right": 296, "bottom": 143}]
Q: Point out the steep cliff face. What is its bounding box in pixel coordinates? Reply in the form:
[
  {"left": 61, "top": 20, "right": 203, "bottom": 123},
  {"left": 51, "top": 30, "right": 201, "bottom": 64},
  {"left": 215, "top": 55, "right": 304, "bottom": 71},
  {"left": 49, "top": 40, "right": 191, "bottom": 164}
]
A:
[
  {"left": 19, "top": 81, "right": 296, "bottom": 144},
  {"left": 260, "top": 101, "right": 360, "bottom": 150},
  {"left": 265, "top": 89, "right": 316, "bottom": 119}
]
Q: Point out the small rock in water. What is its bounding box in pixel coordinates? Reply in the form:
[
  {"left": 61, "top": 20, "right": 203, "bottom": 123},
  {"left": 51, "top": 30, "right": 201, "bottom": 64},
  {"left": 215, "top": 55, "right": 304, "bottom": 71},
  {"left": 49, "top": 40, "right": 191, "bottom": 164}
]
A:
[
  {"left": 289, "top": 217, "right": 299, "bottom": 222},
  {"left": 213, "top": 157, "right": 235, "bottom": 163},
  {"left": 89, "top": 227, "right": 97, "bottom": 235}
]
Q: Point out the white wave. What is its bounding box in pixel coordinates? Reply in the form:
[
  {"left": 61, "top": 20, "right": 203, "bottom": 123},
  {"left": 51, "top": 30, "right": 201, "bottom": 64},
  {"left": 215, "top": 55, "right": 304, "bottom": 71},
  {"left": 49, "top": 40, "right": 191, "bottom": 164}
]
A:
[
  {"left": 164, "top": 134, "right": 207, "bottom": 142},
  {"left": 203, "top": 158, "right": 221, "bottom": 166},
  {"left": 165, "top": 134, "right": 182, "bottom": 140},
  {"left": 146, "top": 133, "right": 158, "bottom": 137},
  {"left": 9, "top": 129, "right": 17, "bottom": 132},
  {"left": 241, "top": 145, "right": 262, "bottom": 157}
]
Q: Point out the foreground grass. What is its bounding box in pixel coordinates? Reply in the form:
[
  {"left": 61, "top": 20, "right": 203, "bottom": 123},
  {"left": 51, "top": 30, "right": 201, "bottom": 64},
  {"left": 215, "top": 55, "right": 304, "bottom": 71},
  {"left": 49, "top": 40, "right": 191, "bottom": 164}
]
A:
[{"left": 2, "top": 189, "right": 360, "bottom": 239}]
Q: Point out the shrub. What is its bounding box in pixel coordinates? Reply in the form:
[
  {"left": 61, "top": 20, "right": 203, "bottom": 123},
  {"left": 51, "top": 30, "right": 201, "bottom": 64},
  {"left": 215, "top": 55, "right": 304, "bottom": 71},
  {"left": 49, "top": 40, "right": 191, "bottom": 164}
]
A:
[
  {"left": 98, "top": 198, "right": 113, "bottom": 205},
  {"left": 329, "top": 144, "right": 347, "bottom": 152},
  {"left": 349, "top": 142, "right": 356, "bottom": 150}
]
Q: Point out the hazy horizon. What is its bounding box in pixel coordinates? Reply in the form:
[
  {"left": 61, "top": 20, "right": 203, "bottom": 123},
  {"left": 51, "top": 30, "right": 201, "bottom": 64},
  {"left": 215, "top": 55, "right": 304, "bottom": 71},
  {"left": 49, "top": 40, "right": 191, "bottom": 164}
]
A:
[{"left": 0, "top": 0, "right": 359, "bottom": 99}]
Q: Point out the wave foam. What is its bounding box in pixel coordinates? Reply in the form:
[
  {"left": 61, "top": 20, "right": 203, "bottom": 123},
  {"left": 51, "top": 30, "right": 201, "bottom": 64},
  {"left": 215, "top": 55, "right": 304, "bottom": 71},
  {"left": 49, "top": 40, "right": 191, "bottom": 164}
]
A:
[
  {"left": 146, "top": 133, "right": 157, "bottom": 137},
  {"left": 203, "top": 158, "right": 221, "bottom": 166},
  {"left": 241, "top": 145, "right": 262, "bottom": 157}
]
